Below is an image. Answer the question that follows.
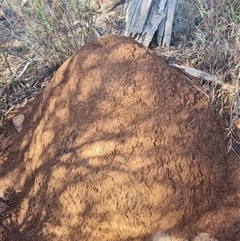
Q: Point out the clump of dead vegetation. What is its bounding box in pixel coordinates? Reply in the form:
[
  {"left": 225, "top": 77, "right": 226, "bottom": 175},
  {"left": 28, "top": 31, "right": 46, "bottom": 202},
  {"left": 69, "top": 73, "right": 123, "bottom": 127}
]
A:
[{"left": 192, "top": 0, "right": 240, "bottom": 156}]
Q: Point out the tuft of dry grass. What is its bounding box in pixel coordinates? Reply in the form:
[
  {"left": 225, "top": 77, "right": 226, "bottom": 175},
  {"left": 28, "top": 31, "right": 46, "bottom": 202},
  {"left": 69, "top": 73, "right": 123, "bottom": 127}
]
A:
[
  {"left": 190, "top": 0, "right": 240, "bottom": 155},
  {"left": 6, "top": 0, "right": 98, "bottom": 64}
]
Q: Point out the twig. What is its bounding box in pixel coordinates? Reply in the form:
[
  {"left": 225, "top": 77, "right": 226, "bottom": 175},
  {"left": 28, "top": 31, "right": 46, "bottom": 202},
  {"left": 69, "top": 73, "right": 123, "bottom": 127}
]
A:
[
  {"left": 171, "top": 64, "right": 236, "bottom": 92},
  {"left": 11, "top": 57, "right": 43, "bottom": 81}
]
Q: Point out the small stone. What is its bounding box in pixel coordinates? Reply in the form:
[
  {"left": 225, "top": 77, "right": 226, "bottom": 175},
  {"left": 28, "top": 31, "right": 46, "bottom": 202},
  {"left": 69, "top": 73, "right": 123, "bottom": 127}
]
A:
[
  {"left": 153, "top": 232, "right": 172, "bottom": 241},
  {"left": 12, "top": 114, "right": 25, "bottom": 133},
  {"left": 193, "top": 233, "right": 218, "bottom": 241}
]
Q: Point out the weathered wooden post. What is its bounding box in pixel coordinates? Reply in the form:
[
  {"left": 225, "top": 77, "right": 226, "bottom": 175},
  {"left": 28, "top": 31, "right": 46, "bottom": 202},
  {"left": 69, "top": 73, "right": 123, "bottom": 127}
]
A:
[{"left": 124, "top": 0, "right": 176, "bottom": 47}]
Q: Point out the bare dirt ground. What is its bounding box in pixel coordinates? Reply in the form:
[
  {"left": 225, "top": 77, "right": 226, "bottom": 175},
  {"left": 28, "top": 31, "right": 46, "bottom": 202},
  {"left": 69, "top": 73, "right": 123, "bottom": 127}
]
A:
[{"left": 0, "top": 35, "right": 239, "bottom": 241}]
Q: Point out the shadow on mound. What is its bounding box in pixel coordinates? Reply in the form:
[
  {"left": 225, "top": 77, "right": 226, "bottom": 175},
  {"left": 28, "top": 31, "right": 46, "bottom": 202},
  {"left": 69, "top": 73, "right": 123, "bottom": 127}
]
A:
[{"left": 0, "top": 35, "right": 239, "bottom": 241}]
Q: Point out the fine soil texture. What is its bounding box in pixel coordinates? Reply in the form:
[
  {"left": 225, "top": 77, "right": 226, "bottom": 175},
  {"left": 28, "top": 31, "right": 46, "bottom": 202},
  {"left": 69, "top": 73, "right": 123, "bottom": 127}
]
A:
[{"left": 0, "top": 35, "right": 239, "bottom": 241}]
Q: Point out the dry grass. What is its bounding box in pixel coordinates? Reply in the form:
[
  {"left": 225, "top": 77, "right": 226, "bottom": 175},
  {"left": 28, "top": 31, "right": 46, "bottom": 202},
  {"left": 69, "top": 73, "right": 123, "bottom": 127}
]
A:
[{"left": 6, "top": 0, "right": 97, "bottom": 63}]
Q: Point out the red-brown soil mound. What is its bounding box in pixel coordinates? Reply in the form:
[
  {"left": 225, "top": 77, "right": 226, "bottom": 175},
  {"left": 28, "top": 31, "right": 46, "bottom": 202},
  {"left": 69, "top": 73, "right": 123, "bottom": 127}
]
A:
[{"left": 0, "top": 35, "right": 239, "bottom": 241}]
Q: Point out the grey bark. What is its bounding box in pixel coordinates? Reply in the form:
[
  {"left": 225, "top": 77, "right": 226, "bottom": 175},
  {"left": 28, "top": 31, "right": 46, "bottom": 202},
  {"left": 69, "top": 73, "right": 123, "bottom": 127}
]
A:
[{"left": 124, "top": 0, "right": 176, "bottom": 47}]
